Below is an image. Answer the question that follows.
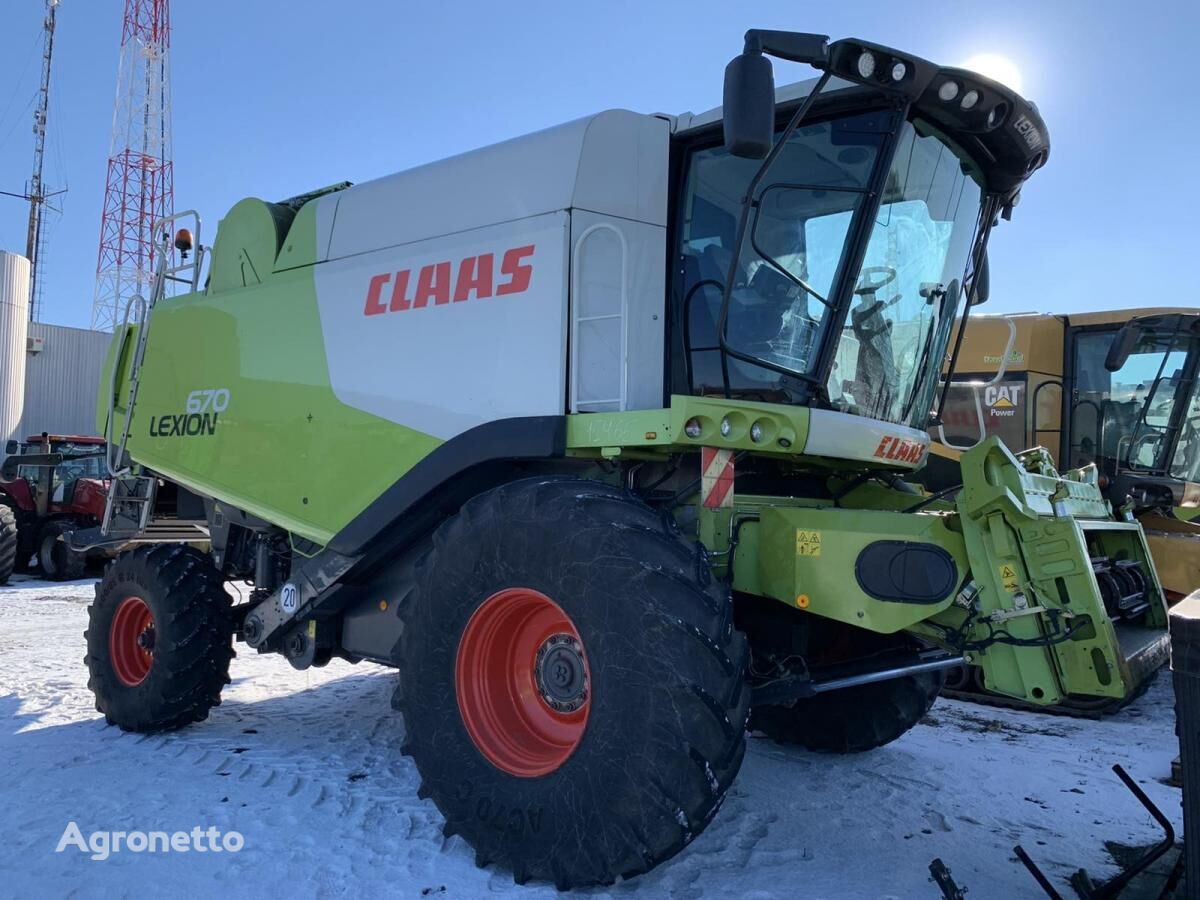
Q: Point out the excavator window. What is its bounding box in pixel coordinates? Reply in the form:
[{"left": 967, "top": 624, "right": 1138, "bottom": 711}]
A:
[{"left": 1071, "top": 329, "right": 1192, "bottom": 473}]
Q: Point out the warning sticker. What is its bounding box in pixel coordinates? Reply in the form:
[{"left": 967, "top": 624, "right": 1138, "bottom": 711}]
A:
[
  {"left": 796, "top": 530, "right": 822, "bottom": 557},
  {"left": 998, "top": 563, "right": 1020, "bottom": 593}
]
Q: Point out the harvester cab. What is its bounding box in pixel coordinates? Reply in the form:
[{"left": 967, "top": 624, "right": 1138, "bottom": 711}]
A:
[{"left": 82, "top": 30, "right": 1171, "bottom": 888}]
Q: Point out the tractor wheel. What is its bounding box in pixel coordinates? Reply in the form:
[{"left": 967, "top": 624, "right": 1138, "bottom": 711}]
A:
[
  {"left": 85, "top": 545, "right": 234, "bottom": 733},
  {"left": 37, "top": 521, "right": 87, "bottom": 581},
  {"left": 0, "top": 503, "right": 17, "bottom": 585},
  {"left": 394, "top": 478, "right": 750, "bottom": 890},
  {"left": 752, "top": 668, "right": 943, "bottom": 753}
]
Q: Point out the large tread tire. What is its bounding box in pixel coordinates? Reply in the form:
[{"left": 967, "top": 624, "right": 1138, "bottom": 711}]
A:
[
  {"left": 37, "top": 520, "right": 87, "bottom": 581},
  {"left": 394, "top": 477, "right": 750, "bottom": 890},
  {"left": 0, "top": 503, "right": 17, "bottom": 586},
  {"left": 752, "top": 669, "right": 943, "bottom": 754},
  {"left": 85, "top": 545, "right": 234, "bottom": 733}
]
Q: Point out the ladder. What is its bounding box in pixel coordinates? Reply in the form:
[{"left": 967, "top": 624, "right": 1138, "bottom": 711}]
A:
[{"left": 101, "top": 211, "right": 205, "bottom": 537}]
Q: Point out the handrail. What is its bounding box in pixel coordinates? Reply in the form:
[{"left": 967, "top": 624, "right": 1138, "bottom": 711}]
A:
[
  {"left": 103, "top": 209, "right": 204, "bottom": 479},
  {"left": 104, "top": 294, "right": 146, "bottom": 477}
]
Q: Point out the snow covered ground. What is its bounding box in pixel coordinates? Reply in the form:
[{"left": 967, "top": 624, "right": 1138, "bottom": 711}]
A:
[{"left": 0, "top": 576, "right": 1184, "bottom": 899}]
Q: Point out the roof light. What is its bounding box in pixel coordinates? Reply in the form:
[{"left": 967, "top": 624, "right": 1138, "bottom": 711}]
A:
[
  {"left": 684, "top": 418, "right": 702, "bottom": 439},
  {"left": 890, "top": 61, "right": 907, "bottom": 82},
  {"left": 960, "top": 89, "right": 980, "bottom": 110},
  {"left": 938, "top": 81, "right": 959, "bottom": 102},
  {"left": 720, "top": 417, "right": 733, "bottom": 438},
  {"left": 750, "top": 422, "right": 764, "bottom": 443},
  {"left": 856, "top": 50, "right": 877, "bottom": 80}
]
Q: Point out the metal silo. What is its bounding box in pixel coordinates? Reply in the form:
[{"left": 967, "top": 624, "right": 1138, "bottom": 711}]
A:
[{"left": 0, "top": 251, "right": 31, "bottom": 442}]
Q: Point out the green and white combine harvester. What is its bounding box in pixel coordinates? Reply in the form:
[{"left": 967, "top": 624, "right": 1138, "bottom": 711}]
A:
[{"left": 80, "top": 30, "right": 1169, "bottom": 888}]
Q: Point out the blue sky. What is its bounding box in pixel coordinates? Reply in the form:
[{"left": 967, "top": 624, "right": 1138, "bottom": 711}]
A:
[{"left": 0, "top": 0, "right": 1197, "bottom": 329}]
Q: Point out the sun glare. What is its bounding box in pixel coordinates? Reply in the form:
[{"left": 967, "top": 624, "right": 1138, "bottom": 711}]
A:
[{"left": 960, "top": 53, "right": 1025, "bottom": 93}]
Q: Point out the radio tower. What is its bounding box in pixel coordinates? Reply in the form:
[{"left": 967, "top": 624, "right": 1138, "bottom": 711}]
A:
[
  {"left": 1, "top": 1, "right": 62, "bottom": 321},
  {"left": 91, "top": 0, "right": 173, "bottom": 331}
]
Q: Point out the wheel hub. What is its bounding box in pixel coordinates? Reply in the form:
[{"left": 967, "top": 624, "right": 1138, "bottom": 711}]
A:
[{"left": 535, "top": 634, "right": 588, "bottom": 713}]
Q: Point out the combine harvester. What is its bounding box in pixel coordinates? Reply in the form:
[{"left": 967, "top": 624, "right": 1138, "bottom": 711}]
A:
[
  {"left": 76, "top": 30, "right": 1169, "bottom": 887},
  {"left": 928, "top": 310, "right": 1197, "bottom": 711}
]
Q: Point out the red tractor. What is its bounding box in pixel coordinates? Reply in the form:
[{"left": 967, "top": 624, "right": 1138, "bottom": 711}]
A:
[{"left": 0, "top": 434, "right": 111, "bottom": 583}]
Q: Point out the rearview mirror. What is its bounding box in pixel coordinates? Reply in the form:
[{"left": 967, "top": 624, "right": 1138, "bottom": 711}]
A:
[
  {"left": 970, "top": 253, "right": 990, "bottom": 306},
  {"left": 4, "top": 440, "right": 16, "bottom": 456},
  {"left": 1105, "top": 323, "right": 1141, "bottom": 372},
  {"left": 723, "top": 51, "right": 775, "bottom": 159}
]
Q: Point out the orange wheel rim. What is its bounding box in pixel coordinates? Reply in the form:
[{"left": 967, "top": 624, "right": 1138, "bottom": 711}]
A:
[
  {"left": 455, "top": 588, "right": 590, "bottom": 777},
  {"left": 109, "top": 596, "right": 155, "bottom": 687}
]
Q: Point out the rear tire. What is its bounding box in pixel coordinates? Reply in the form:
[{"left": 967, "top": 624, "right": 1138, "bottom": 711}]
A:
[
  {"left": 37, "top": 520, "right": 87, "bottom": 581},
  {"left": 0, "top": 503, "right": 17, "bottom": 585},
  {"left": 752, "top": 668, "right": 943, "bottom": 753},
  {"left": 394, "top": 477, "right": 750, "bottom": 889},
  {"left": 85, "top": 545, "right": 234, "bottom": 732}
]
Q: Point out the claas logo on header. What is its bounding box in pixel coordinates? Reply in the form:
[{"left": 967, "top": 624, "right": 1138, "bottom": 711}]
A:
[{"left": 363, "top": 245, "right": 535, "bottom": 316}]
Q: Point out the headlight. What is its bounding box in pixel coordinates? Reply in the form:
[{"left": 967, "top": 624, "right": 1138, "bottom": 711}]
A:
[
  {"left": 960, "top": 89, "right": 980, "bottom": 110},
  {"left": 750, "top": 422, "right": 764, "bottom": 443},
  {"left": 938, "top": 80, "right": 959, "bottom": 102},
  {"left": 856, "top": 50, "right": 877, "bottom": 80},
  {"left": 684, "top": 418, "right": 702, "bottom": 439},
  {"left": 720, "top": 417, "right": 732, "bottom": 438},
  {"left": 890, "top": 61, "right": 907, "bottom": 82}
]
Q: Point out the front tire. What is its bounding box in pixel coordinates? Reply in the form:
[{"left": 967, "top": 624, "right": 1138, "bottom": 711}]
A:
[
  {"left": 85, "top": 545, "right": 234, "bottom": 732},
  {"left": 394, "top": 478, "right": 750, "bottom": 889}
]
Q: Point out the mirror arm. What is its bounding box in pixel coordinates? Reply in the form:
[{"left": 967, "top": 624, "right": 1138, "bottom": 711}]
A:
[{"left": 744, "top": 30, "right": 831, "bottom": 67}]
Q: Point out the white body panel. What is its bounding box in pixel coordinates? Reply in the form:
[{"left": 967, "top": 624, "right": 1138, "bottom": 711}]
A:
[
  {"left": 0, "top": 251, "right": 30, "bottom": 442},
  {"left": 803, "top": 408, "right": 930, "bottom": 469},
  {"left": 314, "top": 213, "right": 570, "bottom": 440},
  {"left": 311, "top": 110, "right": 671, "bottom": 438}
]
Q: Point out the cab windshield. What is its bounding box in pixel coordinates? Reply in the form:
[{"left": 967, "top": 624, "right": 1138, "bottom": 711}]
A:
[{"left": 676, "top": 110, "right": 984, "bottom": 428}]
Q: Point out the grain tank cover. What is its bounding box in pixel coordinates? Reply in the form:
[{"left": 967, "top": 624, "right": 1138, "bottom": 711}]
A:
[{"left": 318, "top": 110, "right": 669, "bottom": 262}]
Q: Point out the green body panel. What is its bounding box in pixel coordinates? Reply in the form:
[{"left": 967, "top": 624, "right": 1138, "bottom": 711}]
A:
[
  {"left": 566, "top": 395, "right": 811, "bottom": 458},
  {"left": 750, "top": 505, "right": 965, "bottom": 632},
  {"left": 99, "top": 203, "right": 441, "bottom": 547}
]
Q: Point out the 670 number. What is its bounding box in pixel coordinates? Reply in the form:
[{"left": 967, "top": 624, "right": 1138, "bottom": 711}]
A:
[{"left": 186, "top": 389, "right": 231, "bottom": 414}]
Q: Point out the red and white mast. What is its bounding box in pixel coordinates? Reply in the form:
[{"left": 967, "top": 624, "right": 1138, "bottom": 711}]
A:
[{"left": 91, "top": 0, "right": 173, "bottom": 331}]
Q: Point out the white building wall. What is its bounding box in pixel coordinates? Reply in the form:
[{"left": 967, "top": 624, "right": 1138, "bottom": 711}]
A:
[{"left": 15, "top": 323, "right": 112, "bottom": 440}]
